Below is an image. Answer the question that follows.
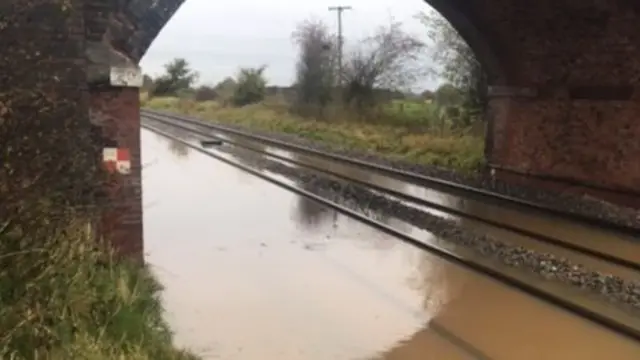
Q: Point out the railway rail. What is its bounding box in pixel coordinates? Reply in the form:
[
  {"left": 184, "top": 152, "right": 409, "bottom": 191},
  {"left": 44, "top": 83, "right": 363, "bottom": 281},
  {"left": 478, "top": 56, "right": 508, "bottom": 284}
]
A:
[
  {"left": 141, "top": 111, "right": 640, "bottom": 275},
  {"left": 141, "top": 114, "right": 640, "bottom": 344},
  {"left": 142, "top": 109, "right": 639, "bottom": 237}
]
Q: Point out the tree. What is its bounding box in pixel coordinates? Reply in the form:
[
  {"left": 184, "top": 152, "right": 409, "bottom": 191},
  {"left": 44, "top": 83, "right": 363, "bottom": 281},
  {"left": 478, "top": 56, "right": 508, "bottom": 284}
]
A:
[
  {"left": 421, "top": 89, "right": 435, "bottom": 101},
  {"left": 341, "top": 21, "right": 427, "bottom": 111},
  {"left": 213, "top": 77, "right": 237, "bottom": 103},
  {"left": 433, "top": 83, "right": 463, "bottom": 107},
  {"left": 151, "top": 58, "right": 199, "bottom": 97},
  {"left": 417, "top": 10, "right": 487, "bottom": 122},
  {"left": 142, "top": 74, "right": 154, "bottom": 92},
  {"left": 231, "top": 66, "right": 268, "bottom": 106},
  {"left": 194, "top": 85, "right": 218, "bottom": 101},
  {"left": 291, "top": 19, "right": 338, "bottom": 117}
]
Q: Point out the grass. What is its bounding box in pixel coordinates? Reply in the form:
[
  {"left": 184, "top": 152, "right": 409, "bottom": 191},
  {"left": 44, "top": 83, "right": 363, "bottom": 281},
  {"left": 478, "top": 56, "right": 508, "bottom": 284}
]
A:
[
  {"left": 143, "top": 95, "right": 485, "bottom": 173},
  {"left": 0, "top": 213, "right": 200, "bottom": 360}
]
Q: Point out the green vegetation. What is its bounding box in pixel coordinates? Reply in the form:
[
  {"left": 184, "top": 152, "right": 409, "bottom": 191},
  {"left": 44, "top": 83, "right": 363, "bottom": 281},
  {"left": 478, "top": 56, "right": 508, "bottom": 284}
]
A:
[
  {"left": 0, "top": 213, "right": 198, "bottom": 359},
  {"left": 150, "top": 58, "right": 199, "bottom": 98},
  {"left": 142, "top": 10, "right": 487, "bottom": 173},
  {"left": 143, "top": 96, "right": 484, "bottom": 172},
  {"left": 2, "top": 19, "right": 197, "bottom": 358},
  {"left": 231, "top": 66, "right": 268, "bottom": 106}
]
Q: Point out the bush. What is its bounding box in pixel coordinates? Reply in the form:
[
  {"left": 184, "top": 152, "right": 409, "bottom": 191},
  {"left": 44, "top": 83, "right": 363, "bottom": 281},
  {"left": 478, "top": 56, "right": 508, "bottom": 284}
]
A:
[
  {"left": 143, "top": 96, "right": 485, "bottom": 173},
  {"left": 151, "top": 58, "right": 199, "bottom": 97},
  {"left": 0, "top": 215, "right": 198, "bottom": 359},
  {"left": 194, "top": 85, "right": 218, "bottom": 102},
  {"left": 231, "top": 66, "right": 267, "bottom": 107}
]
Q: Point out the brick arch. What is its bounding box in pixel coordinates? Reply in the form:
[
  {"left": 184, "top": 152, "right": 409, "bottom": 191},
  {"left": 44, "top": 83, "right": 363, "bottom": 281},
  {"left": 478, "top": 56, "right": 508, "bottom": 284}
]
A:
[
  {"left": 424, "top": 0, "right": 512, "bottom": 84},
  {"left": 103, "top": 0, "right": 513, "bottom": 79},
  {"left": 90, "top": 0, "right": 640, "bottom": 211},
  {"left": 124, "top": 0, "right": 186, "bottom": 62},
  {"left": 85, "top": 0, "right": 186, "bottom": 68}
]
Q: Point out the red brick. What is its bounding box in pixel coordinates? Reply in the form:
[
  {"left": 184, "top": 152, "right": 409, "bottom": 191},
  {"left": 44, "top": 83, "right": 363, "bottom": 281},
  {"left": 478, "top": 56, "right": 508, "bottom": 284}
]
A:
[
  {"left": 89, "top": 87, "right": 144, "bottom": 261},
  {"left": 436, "top": 1, "right": 640, "bottom": 203}
]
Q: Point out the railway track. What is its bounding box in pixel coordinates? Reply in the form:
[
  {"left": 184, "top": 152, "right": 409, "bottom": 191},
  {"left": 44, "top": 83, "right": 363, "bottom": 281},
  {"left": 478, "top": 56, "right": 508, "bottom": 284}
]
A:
[
  {"left": 141, "top": 112, "right": 640, "bottom": 343},
  {"left": 141, "top": 111, "right": 640, "bottom": 274},
  {"left": 142, "top": 109, "right": 639, "bottom": 237}
]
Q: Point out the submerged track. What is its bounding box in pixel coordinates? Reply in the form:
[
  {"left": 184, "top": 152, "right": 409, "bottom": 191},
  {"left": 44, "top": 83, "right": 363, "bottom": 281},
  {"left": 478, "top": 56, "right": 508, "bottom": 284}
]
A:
[
  {"left": 142, "top": 109, "right": 639, "bottom": 237},
  {"left": 142, "top": 111, "right": 640, "bottom": 277},
  {"left": 141, "top": 114, "right": 640, "bottom": 344}
]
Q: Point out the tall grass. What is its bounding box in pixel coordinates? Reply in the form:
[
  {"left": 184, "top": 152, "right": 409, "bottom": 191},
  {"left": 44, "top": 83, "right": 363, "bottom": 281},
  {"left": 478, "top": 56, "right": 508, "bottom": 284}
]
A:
[
  {"left": 0, "top": 215, "right": 199, "bottom": 360},
  {"left": 143, "top": 95, "right": 485, "bottom": 173}
]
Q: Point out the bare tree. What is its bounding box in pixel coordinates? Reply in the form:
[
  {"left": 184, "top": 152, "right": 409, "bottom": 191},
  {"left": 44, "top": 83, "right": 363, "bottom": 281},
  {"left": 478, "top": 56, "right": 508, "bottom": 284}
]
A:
[
  {"left": 417, "top": 10, "right": 487, "bottom": 123},
  {"left": 291, "top": 19, "right": 338, "bottom": 117},
  {"left": 341, "top": 21, "right": 428, "bottom": 112}
]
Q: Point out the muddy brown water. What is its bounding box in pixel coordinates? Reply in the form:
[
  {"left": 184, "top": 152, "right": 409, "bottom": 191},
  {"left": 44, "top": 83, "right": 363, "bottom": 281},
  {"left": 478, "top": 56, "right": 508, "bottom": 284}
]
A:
[
  {"left": 203, "top": 130, "right": 640, "bottom": 282},
  {"left": 142, "top": 128, "right": 640, "bottom": 360}
]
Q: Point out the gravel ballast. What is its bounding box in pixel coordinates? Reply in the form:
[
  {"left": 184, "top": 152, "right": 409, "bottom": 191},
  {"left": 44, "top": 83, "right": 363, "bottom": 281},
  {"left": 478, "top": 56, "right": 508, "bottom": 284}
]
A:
[
  {"left": 145, "top": 110, "right": 640, "bottom": 230},
  {"left": 201, "top": 140, "right": 640, "bottom": 313}
]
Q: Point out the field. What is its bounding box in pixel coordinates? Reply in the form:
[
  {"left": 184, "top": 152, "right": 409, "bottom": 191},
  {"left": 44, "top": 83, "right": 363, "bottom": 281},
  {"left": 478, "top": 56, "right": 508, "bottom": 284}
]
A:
[{"left": 142, "top": 95, "right": 485, "bottom": 173}]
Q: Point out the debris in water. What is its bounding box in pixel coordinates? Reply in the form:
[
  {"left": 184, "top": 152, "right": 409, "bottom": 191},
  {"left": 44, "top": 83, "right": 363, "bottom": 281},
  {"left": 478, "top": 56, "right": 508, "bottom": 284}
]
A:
[{"left": 201, "top": 139, "right": 224, "bottom": 147}]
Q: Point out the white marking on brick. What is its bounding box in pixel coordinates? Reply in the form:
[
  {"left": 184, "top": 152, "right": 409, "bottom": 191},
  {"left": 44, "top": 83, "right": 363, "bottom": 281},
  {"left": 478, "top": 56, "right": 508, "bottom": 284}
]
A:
[
  {"left": 117, "top": 161, "right": 132, "bottom": 175},
  {"left": 110, "top": 66, "right": 143, "bottom": 88},
  {"left": 103, "top": 147, "right": 131, "bottom": 175},
  {"left": 103, "top": 148, "right": 118, "bottom": 162}
]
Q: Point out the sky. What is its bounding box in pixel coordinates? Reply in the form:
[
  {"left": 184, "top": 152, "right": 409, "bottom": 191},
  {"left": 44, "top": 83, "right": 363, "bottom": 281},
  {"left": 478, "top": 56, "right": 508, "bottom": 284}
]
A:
[{"left": 140, "top": 0, "right": 442, "bottom": 91}]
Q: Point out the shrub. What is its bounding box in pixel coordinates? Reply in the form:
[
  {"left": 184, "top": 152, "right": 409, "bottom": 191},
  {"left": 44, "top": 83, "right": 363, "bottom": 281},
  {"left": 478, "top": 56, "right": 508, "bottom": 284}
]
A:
[
  {"left": 0, "top": 215, "right": 198, "bottom": 359},
  {"left": 194, "top": 85, "right": 218, "bottom": 102},
  {"left": 231, "top": 66, "right": 267, "bottom": 107},
  {"left": 151, "top": 59, "right": 199, "bottom": 97}
]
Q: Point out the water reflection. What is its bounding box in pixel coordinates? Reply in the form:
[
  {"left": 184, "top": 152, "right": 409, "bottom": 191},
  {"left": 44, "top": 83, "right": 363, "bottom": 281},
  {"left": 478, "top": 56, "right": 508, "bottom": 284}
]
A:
[
  {"left": 291, "top": 176, "right": 403, "bottom": 231},
  {"left": 207, "top": 134, "right": 399, "bottom": 230},
  {"left": 443, "top": 195, "right": 482, "bottom": 230},
  {"left": 288, "top": 150, "right": 403, "bottom": 228},
  {"left": 168, "top": 137, "right": 190, "bottom": 159},
  {"left": 142, "top": 127, "right": 640, "bottom": 360},
  {"left": 293, "top": 194, "right": 336, "bottom": 230},
  {"left": 223, "top": 138, "right": 269, "bottom": 170},
  {"left": 145, "top": 121, "right": 194, "bottom": 161},
  {"left": 143, "top": 127, "right": 431, "bottom": 358},
  {"left": 374, "top": 250, "right": 465, "bottom": 359}
]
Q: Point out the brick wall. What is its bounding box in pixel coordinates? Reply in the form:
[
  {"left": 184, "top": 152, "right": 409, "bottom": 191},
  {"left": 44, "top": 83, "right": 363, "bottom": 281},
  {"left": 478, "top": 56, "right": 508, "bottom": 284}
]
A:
[
  {"left": 444, "top": 1, "right": 640, "bottom": 199},
  {"left": 80, "top": 0, "right": 188, "bottom": 259},
  {"left": 0, "top": 1, "right": 105, "bottom": 218},
  {"left": 84, "top": 0, "right": 146, "bottom": 260},
  {"left": 1, "top": 0, "right": 145, "bottom": 259},
  {"left": 488, "top": 92, "right": 640, "bottom": 194},
  {"left": 90, "top": 87, "right": 144, "bottom": 261}
]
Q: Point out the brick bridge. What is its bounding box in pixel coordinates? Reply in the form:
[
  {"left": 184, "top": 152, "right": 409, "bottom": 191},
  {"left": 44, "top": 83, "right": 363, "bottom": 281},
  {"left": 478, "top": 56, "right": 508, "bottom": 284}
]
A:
[{"left": 4, "top": 0, "right": 640, "bottom": 258}]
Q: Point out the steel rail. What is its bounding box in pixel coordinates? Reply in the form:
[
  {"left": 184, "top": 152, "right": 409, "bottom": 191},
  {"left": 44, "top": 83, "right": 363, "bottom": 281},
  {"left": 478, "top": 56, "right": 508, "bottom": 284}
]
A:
[
  {"left": 141, "top": 109, "right": 640, "bottom": 238},
  {"left": 142, "top": 122, "right": 640, "bottom": 343},
  {"left": 143, "top": 114, "right": 640, "bottom": 273}
]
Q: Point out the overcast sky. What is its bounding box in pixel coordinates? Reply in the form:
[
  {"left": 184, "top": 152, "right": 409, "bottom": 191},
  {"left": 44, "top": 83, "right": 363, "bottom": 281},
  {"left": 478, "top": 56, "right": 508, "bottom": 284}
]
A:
[{"left": 140, "top": 0, "right": 441, "bottom": 91}]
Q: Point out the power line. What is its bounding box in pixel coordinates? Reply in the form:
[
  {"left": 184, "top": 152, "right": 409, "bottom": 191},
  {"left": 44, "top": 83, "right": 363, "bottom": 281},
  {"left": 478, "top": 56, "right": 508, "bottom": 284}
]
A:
[{"left": 328, "top": 5, "right": 352, "bottom": 86}]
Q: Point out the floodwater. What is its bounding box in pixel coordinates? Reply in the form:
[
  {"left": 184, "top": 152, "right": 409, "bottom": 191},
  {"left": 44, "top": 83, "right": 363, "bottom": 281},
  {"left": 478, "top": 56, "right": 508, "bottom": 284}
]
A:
[
  {"left": 203, "top": 130, "right": 640, "bottom": 282},
  {"left": 141, "top": 127, "right": 640, "bottom": 360}
]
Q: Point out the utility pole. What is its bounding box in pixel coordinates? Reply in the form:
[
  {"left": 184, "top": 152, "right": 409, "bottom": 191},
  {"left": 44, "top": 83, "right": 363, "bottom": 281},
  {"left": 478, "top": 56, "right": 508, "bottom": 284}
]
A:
[{"left": 328, "top": 5, "right": 352, "bottom": 86}]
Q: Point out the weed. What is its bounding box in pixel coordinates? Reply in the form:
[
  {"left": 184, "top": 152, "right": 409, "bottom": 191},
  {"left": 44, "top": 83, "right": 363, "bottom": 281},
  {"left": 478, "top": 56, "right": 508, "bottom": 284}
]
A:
[
  {"left": 0, "top": 216, "right": 199, "bottom": 360},
  {"left": 144, "top": 95, "right": 485, "bottom": 173}
]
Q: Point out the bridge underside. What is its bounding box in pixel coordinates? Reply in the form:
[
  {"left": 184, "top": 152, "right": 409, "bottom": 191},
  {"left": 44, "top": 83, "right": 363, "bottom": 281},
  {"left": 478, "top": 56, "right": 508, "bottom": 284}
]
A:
[
  {"left": 426, "top": 1, "right": 640, "bottom": 206},
  {"left": 4, "top": 0, "right": 640, "bottom": 258}
]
